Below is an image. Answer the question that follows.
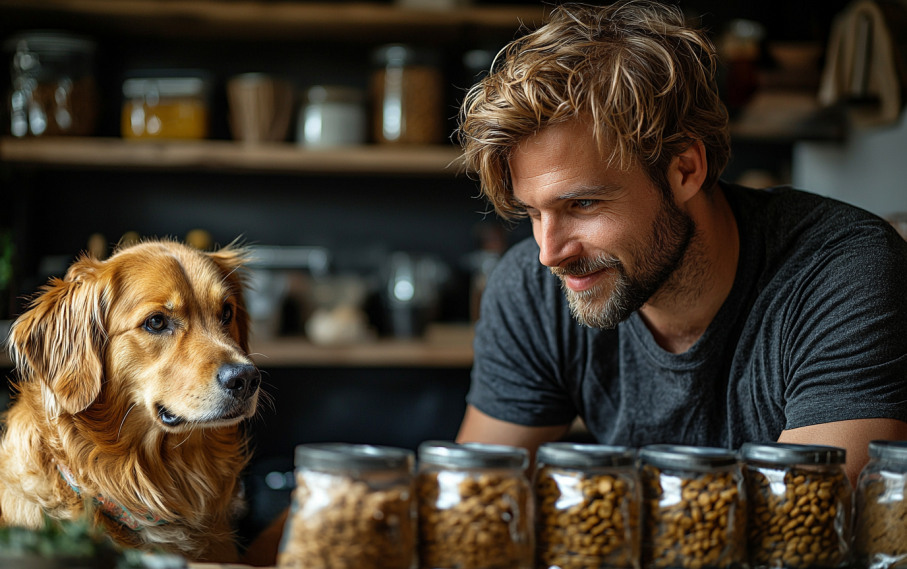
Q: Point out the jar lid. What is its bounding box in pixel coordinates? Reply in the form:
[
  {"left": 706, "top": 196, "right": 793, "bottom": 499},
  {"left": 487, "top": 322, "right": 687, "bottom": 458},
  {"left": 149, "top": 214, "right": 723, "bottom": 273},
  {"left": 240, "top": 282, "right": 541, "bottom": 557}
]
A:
[
  {"left": 306, "top": 85, "right": 364, "bottom": 105},
  {"left": 639, "top": 444, "right": 737, "bottom": 471},
  {"left": 538, "top": 443, "right": 636, "bottom": 468},
  {"left": 740, "top": 442, "right": 846, "bottom": 465},
  {"left": 3, "top": 30, "right": 96, "bottom": 55},
  {"left": 868, "top": 440, "right": 907, "bottom": 462},
  {"left": 372, "top": 44, "right": 439, "bottom": 67},
  {"left": 295, "top": 443, "right": 414, "bottom": 472},
  {"left": 418, "top": 441, "right": 528, "bottom": 469}
]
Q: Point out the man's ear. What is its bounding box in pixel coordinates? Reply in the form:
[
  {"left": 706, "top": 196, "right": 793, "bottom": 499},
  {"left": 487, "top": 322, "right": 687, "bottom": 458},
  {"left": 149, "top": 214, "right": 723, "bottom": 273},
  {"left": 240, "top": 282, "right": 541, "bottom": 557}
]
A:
[
  {"left": 668, "top": 139, "right": 709, "bottom": 205},
  {"left": 8, "top": 256, "right": 107, "bottom": 415},
  {"left": 207, "top": 244, "right": 251, "bottom": 353}
]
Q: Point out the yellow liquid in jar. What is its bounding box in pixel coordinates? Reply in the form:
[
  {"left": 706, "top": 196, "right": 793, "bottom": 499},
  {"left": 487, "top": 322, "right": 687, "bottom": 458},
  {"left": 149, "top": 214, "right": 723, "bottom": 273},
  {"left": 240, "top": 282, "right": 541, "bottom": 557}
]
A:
[{"left": 121, "top": 99, "right": 208, "bottom": 139}]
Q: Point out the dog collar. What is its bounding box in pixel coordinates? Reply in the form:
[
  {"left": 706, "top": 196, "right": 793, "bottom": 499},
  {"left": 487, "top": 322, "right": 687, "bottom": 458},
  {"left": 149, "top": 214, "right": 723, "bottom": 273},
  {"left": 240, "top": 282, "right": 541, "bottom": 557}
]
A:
[{"left": 57, "top": 464, "right": 167, "bottom": 531}]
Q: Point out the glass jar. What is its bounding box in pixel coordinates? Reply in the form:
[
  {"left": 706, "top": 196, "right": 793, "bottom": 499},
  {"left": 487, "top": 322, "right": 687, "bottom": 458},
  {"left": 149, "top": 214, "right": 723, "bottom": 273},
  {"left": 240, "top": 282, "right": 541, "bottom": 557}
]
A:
[
  {"left": 371, "top": 44, "right": 444, "bottom": 145},
  {"left": 855, "top": 440, "right": 907, "bottom": 569},
  {"left": 741, "top": 442, "right": 850, "bottom": 569},
  {"left": 4, "top": 30, "right": 98, "bottom": 137},
  {"left": 535, "top": 443, "right": 640, "bottom": 569},
  {"left": 639, "top": 445, "right": 746, "bottom": 569},
  {"left": 277, "top": 443, "right": 416, "bottom": 569},
  {"left": 121, "top": 72, "right": 211, "bottom": 139},
  {"left": 416, "top": 441, "right": 532, "bottom": 569},
  {"left": 297, "top": 85, "right": 366, "bottom": 147}
]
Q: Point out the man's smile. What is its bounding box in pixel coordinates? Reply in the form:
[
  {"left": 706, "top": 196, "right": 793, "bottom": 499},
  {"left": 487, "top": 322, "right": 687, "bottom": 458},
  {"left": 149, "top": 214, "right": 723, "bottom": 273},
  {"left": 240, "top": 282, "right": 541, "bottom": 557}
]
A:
[{"left": 564, "top": 267, "right": 611, "bottom": 292}]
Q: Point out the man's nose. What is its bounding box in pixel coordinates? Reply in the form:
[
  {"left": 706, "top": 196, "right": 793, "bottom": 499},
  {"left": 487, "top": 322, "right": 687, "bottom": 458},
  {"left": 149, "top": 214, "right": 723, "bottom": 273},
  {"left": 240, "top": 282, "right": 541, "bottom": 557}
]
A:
[{"left": 535, "top": 214, "right": 579, "bottom": 268}]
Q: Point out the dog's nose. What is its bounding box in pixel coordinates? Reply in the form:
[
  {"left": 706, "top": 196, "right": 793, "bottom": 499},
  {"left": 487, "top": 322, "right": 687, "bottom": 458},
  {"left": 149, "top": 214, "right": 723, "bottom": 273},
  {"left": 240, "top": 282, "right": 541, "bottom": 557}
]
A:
[{"left": 217, "top": 363, "right": 261, "bottom": 398}]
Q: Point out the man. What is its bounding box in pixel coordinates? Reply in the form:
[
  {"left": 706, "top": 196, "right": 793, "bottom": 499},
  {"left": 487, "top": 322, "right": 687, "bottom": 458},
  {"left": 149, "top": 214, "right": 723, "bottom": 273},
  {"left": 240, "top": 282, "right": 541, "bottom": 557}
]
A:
[{"left": 455, "top": 0, "right": 907, "bottom": 484}]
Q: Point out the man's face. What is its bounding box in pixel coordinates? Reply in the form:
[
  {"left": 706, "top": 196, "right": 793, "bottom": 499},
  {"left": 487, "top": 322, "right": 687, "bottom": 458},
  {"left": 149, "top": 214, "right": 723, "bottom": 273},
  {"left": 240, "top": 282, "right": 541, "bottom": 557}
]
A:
[{"left": 509, "top": 120, "right": 694, "bottom": 328}]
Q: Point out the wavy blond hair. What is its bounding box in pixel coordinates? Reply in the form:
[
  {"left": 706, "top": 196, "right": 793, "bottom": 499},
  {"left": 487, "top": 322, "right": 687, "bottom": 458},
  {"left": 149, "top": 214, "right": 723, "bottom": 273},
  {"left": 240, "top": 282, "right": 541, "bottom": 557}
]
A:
[{"left": 458, "top": 0, "right": 730, "bottom": 218}]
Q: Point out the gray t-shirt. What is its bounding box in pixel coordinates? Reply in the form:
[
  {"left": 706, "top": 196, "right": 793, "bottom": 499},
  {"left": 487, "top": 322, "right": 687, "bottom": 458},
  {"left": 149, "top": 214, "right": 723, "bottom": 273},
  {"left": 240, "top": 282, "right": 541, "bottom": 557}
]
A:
[{"left": 467, "top": 184, "right": 907, "bottom": 448}]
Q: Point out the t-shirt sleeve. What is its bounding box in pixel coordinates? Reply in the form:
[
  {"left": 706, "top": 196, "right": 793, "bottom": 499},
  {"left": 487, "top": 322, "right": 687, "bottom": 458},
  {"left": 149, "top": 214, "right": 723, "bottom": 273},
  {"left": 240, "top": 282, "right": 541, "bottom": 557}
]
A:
[
  {"left": 466, "top": 240, "right": 578, "bottom": 427},
  {"left": 781, "top": 237, "right": 907, "bottom": 430}
]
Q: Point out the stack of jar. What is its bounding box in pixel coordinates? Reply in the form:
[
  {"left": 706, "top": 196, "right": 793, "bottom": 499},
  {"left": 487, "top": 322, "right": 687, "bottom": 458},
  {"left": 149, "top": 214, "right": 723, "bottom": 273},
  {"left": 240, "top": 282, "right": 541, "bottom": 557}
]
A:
[{"left": 279, "top": 440, "right": 907, "bottom": 569}]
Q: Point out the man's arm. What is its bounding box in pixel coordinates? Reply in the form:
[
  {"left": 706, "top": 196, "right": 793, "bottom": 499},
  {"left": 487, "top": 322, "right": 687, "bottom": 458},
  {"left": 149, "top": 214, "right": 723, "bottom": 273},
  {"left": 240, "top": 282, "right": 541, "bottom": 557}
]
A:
[
  {"left": 456, "top": 404, "right": 571, "bottom": 461},
  {"left": 778, "top": 418, "right": 907, "bottom": 485}
]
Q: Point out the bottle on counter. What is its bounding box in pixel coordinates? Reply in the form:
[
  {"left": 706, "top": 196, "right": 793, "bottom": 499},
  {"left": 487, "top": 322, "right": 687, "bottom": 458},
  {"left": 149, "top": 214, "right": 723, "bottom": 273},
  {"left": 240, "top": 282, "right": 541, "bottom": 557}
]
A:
[
  {"left": 416, "top": 441, "right": 532, "bottom": 569},
  {"left": 741, "top": 442, "right": 851, "bottom": 569},
  {"left": 278, "top": 443, "right": 416, "bottom": 569},
  {"left": 639, "top": 445, "right": 747, "bottom": 569},
  {"left": 535, "top": 442, "right": 640, "bottom": 569}
]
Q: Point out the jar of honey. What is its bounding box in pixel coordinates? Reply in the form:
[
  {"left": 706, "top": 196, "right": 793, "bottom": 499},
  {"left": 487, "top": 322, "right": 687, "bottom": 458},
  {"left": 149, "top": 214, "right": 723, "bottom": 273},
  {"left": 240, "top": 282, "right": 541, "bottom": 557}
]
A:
[{"left": 121, "top": 72, "right": 211, "bottom": 140}]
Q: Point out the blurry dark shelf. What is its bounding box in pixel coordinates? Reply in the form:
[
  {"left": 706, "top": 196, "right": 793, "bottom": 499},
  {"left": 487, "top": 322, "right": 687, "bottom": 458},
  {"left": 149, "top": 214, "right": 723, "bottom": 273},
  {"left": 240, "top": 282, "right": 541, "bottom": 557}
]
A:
[
  {"left": 249, "top": 324, "right": 474, "bottom": 368},
  {"left": 0, "top": 1, "right": 547, "bottom": 41},
  {"left": 0, "top": 136, "right": 466, "bottom": 176},
  {"left": 0, "top": 324, "right": 475, "bottom": 368}
]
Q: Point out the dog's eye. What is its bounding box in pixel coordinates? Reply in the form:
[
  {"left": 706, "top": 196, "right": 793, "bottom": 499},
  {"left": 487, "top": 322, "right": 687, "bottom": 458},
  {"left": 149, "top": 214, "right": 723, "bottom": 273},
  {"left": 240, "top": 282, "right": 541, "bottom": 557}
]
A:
[
  {"left": 221, "top": 304, "right": 233, "bottom": 325},
  {"left": 144, "top": 314, "right": 168, "bottom": 332}
]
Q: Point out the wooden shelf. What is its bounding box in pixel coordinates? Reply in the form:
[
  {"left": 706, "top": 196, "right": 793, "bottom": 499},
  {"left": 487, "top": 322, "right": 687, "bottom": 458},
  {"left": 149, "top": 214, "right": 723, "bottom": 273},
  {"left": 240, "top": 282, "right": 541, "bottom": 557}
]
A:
[
  {"left": 0, "top": 1, "right": 547, "bottom": 41},
  {"left": 0, "top": 137, "right": 466, "bottom": 176},
  {"left": 0, "top": 325, "right": 475, "bottom": 369}
]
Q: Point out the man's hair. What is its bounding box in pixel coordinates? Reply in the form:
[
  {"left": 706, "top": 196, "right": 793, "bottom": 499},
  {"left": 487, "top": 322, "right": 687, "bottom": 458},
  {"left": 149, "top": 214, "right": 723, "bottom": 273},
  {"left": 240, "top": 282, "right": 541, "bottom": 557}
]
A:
[{"left": 458, "top": 1, "right": 731, "bottom": 219}]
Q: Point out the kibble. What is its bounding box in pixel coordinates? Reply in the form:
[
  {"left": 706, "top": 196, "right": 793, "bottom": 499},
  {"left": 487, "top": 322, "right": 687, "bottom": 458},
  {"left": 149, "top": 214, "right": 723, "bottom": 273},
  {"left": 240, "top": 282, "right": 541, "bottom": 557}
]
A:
[
  {"left": 417, "top": 470, "right": 531, "bottom": 569},
  {"left": 642, "top": 465, "right": 746, "bottom": 569},
  {"left": 746, "top": 467, "right": 849, "bottom": 568},
  {"left": 536, "top": 467, "right": 638, "bottom": 569},
  {"left": 278, "top": 472, "right": 415, "bottom": 569}
]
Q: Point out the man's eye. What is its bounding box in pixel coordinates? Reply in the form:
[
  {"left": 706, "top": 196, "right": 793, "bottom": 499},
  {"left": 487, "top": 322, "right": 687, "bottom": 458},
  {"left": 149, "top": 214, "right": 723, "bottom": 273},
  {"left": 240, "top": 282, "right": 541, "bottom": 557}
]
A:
[
  {"left": 576, "top": 199, "right": 598, "bottom": 210},
  {"left": 222, "top": 304, "right": 233, "bottom": 325},
  {"left": 144, "top": 314, "right": 168, "bottom": 332}
]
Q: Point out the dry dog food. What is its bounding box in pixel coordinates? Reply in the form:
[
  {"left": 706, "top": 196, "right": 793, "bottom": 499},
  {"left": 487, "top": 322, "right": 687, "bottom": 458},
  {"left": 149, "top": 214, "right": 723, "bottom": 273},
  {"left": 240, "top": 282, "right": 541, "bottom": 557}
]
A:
[
  {"left": 640, "top": 445, "right": 746, "bottom": 569},
  {"left": 535, "top": 443, "right": 639, "bottom": 569},
  {"left": 417, "top": 441, "right": 532, "bottom": 569},
  {"left": 278, "top": 444, "right": 415, "bottom": 569},
  {"left": 855, "top": 440, "right": 907, "bottom": 569},
  {"left": 742, "top": 442, "right": 850, "bottom": 569}
]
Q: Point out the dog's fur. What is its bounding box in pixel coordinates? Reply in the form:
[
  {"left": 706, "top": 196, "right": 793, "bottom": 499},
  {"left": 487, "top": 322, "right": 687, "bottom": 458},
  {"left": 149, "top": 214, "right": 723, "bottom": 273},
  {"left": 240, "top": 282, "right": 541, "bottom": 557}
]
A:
[{"left": 0, "top": 239, "right": 261, "bottom": 562}]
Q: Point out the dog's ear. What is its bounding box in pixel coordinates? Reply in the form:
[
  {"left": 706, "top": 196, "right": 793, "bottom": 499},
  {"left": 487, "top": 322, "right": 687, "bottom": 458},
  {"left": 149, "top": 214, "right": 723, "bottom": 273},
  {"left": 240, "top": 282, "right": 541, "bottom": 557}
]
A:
[
  {"left": 207, "top": 245, "right": 251, "bottom": 353},
  {"left": 8, "top": 256, "right": 107, "bottom": 415}
]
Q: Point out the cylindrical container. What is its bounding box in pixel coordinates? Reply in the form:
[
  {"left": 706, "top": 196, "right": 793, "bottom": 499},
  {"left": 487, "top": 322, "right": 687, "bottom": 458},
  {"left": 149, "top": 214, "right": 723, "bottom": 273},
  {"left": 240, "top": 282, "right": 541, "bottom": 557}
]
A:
[
  {"left": 639, "top": 445, "right": 746, "bottom": 569},
  {"left": 277, "top": 443, "right": 416, "bottom": 569},
  {"left": 297, "top": 85, "right": 366, "bottom": 147},
  {"left": 535, "top": 443, "right": 640, "bottom": 569},
  {"left": 855, "top": 440, "right": 907, "bottom": 569},
  {"left": 4, "top": 30, "right": 98, "bottom": 137},
  {"left": 370, "top": 44, "right": 444, "bottom": 145},
  {"left": 741, "top": 442, "right": 850, "bottom": 569},
  {"left": 416, "top": 441, "right": 532, "bottom": 569},
  {"left": 121, "top": 72, "right": 211, "bottom": 139}
]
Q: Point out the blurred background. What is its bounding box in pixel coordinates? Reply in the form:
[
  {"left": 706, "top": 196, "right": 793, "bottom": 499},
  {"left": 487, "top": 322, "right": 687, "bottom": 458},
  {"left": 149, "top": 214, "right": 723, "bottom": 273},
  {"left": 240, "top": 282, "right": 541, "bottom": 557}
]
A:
[{"left": 1, "top": 0, "right": 906, "bottom": 546}]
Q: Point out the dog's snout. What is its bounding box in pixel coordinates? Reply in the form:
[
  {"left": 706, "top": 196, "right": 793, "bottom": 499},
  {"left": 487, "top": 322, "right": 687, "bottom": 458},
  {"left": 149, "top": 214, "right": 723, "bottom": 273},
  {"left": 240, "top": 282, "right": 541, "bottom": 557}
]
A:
[{"left": 217, "top": 363, "right": 261, "bottom": 398}]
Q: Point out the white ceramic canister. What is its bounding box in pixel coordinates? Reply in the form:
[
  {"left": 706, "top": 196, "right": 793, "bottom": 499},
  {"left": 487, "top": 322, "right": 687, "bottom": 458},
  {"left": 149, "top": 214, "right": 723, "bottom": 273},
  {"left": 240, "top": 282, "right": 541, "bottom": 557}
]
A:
[{"left": 297, "top": 85, "right": 366, "bottom": 147}]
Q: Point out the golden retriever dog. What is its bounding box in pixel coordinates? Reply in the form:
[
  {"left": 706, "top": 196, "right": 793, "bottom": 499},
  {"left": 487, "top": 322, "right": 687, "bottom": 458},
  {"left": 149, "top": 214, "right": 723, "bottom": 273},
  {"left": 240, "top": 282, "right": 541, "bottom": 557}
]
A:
[{"left": 0, "top": 239, "right": 261, "bottom": 562}]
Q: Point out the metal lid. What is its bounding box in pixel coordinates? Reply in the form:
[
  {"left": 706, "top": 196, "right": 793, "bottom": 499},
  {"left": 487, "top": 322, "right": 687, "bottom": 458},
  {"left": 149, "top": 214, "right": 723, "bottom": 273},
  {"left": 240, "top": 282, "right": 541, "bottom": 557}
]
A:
[
  {"left": 538, "top": 443, "right": 636, "bottom": 468},
  {"left": 740, "top": 442, "right": 846, "bottom": 465},
  {"left": 123, "top": 77, "right": 208, "bottom": 98},
  {"left": 868, "top": 440, "right": 907, "bottom": 462},
  {"left": 639, "top": 445, "right": 737, "bottom": 471},
  {"left": 295, "top": 443, "right": 414, "bottom": 472},
  {"left": 372, "top": 44, "right": 439, "bottom": 67},
  {"left": 3, "top": 30, "right": 96, "bottom": 55},
  {"left": 418, "top": 441, "right": 528, "bottom": 469},
  {"left": 306, "top": 85, "right": 364, "bottom": 105}
]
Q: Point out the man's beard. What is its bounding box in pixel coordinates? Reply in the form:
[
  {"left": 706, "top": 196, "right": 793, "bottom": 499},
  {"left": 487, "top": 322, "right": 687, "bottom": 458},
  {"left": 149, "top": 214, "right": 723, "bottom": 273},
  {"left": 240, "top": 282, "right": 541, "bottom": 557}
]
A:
[{"left": 550, "top": 194, "right": 695, "bottom": 329}]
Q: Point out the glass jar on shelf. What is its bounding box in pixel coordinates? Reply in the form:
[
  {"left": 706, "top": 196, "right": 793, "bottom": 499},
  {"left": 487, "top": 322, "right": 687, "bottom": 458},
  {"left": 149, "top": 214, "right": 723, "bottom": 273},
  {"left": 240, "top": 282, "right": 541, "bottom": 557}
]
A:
[
  {"left": 371, "top": 44, "right": 444, "bottom": 145},
  {"left": 121, "top": 71, "right": 212, "bottom": 140},
  {"left": 277, "top": 443, "right": 416, "bottom": 569},
  {"left": 639, "top": 445, "right": 746, "bottom": 569},
  {"left": 4, "top": 30, "right": 98, "bottom": 137},
  {"left": 535, "top": 442, "right": 640, "bottom": 569},
  {"left": 855, "top": 440, "right": 907, "bottom": 569},
  {"left": 741, "top": 442, "right": 850, "bottom": 569},
  {"left": 416, "top": 441, "right": 532, "bottom": 569}
]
